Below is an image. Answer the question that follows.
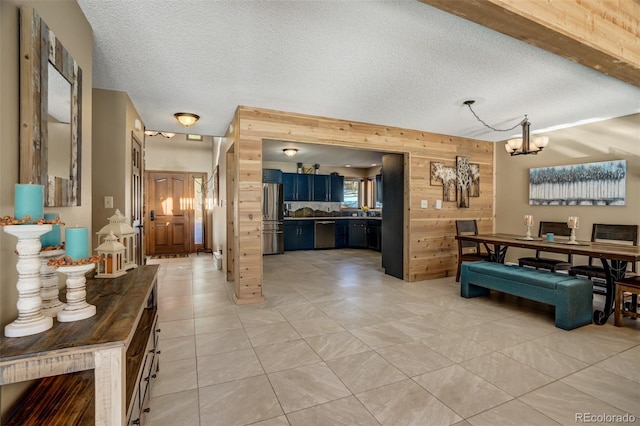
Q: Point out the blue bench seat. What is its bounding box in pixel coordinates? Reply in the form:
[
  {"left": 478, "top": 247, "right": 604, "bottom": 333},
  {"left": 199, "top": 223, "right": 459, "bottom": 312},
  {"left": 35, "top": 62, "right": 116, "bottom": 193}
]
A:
[{"left": 460, "top": 261, "right": 593, "bottom": 330}]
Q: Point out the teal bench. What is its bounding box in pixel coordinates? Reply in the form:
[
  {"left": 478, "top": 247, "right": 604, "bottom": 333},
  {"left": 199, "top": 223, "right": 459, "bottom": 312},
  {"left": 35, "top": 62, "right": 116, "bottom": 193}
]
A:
[{"left": 460, "top": 261, "right": 593, "bottom": 330}]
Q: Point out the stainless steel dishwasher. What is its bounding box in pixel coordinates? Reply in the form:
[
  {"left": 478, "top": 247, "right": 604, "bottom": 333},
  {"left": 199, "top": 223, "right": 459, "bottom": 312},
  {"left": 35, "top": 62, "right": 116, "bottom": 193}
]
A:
[{"left": 314, "top": 220, "right": 336, "bottom": 249}]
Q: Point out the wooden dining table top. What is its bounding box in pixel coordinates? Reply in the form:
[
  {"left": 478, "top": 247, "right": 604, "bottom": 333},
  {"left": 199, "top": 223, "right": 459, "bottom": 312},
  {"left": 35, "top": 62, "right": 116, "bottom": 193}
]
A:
[{"left": 456, "top": 233, "right": 640, "bottom": 262}]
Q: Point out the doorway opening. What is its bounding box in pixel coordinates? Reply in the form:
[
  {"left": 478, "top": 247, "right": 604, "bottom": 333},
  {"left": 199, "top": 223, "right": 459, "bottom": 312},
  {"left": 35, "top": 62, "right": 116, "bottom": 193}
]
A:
[{"left": 145, "top": 170, "right": 209, "bottom": 256}]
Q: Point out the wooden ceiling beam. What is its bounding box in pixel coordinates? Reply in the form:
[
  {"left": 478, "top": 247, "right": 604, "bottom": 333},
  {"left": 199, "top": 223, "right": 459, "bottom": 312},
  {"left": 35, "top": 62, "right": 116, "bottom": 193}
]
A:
[{"left": 420, "top": 0, "right": 640, "bottom": 88}]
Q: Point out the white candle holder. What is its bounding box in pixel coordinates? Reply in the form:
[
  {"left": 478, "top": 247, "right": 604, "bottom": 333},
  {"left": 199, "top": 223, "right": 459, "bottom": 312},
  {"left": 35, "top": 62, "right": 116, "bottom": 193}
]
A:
[
  {"left": 523, "top": 215, "right": 534, "bottom": 240},
  {"left": 39, "top": 249, "right": 66, "bottom": 316},
  {"left": 56, "top": 263, "right": 96, "bottom": 322},
  {"left": 567, "top": 227, "right": 579, "bottom": 244},
  {"left": 3, "top": 225, "right": 53, "bottom": 337},
  {"left": 567, "top": 216, "right": 579, "bottom": 245}
]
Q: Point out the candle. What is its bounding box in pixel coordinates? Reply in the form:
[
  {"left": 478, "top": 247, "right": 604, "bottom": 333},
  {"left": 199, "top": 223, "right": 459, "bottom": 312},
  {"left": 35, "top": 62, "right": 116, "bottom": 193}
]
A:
[
  {"left": 524, "top": 215, "right": 533, "bottom": 226},
  {"left": 41, "top": 213, "right": 61, "bottom": 247},
  {"left": 14, "top": 184, "right": 44, "bottom": 221},
  {"left": 65, "top": 227, "right": 89, "bottom": 260}
]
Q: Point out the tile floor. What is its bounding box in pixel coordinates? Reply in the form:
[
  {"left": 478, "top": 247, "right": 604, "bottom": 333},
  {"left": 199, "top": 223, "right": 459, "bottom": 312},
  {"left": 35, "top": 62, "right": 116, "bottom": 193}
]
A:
[{"left": 147, "top": 249, "right": 640, "bottom": 426}]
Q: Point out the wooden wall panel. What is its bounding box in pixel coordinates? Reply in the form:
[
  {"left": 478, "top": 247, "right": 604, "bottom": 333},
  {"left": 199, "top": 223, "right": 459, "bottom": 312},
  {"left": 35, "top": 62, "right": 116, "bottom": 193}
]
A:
[
  {"left": 420, "top": 0, "right": 640, "bottom": 87},
  {"left": 232, "top": 124, "right": 265, "bottom": 303},
  {"left": 230, "top": 106, "right": 494, "bottom": 299}
]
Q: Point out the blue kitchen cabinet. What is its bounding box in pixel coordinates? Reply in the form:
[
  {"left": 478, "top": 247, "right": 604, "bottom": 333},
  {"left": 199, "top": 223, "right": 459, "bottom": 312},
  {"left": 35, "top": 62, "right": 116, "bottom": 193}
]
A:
[
  {"left": 283, "top": 173, "right": 296, "bottom": 200},
  {"left": 335, "top": 219, "right": 349, "bottom": 248},
  {"left": 283, "top": 173, "right": 313, "bottom": 201},
  {"left": 284, "top": 220, "right": 314, "bottom": 250},
  {"left": 313, "top": 175, "right": 330, "bottom": 201},
  {"left": 313, "top": 174, "right": 344, "bottom": 202},
  {"left": 299, "top": 221, "right": 314, "bottom": 250},
  {"left": 262, "top": 168, "right": 282, "bottom": 184},
  {"left": 283, "top": 221, "right": 298, "bottom": 251},
  {"left": 330, "top": 174, "right": 344, "bottom": 202},
  {"left": 348, "top": 220, "right": 368, "bottom": 248},
  {"left": 367, "top": 219, "right": 381, "bottom": 251}
]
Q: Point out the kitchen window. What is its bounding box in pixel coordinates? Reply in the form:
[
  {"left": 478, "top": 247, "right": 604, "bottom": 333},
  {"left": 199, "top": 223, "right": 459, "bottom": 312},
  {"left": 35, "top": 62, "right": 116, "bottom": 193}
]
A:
[{"left": 343, "top": 178, "right": 363, "bottom": 208}]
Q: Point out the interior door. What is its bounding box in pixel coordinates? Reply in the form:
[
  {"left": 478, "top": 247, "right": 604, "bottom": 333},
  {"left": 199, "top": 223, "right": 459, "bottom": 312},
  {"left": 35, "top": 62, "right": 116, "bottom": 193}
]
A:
[
  {"left": 132, "top": 134, "right": 144, "bottom": 264},
  {"left": 147, "top": 171, "right": 190, "bottom": 255}
]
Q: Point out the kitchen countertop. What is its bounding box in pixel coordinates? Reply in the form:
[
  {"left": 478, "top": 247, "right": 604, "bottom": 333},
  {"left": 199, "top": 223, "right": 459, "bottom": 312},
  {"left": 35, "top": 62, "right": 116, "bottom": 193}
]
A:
[{"left": 284, "top": 216, "right": 381, "bottom": 220}]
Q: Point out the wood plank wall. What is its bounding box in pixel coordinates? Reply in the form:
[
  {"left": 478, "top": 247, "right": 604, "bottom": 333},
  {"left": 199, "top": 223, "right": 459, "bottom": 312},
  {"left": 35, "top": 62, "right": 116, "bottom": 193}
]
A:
[{"left": 229, "top": 106, "right": 493, "bottom": 303}]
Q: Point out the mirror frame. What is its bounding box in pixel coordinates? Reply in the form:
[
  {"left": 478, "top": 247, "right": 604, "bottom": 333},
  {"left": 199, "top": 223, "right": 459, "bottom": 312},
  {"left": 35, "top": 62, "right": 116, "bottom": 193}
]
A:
[{"left": 20, "top": 6, "right": 82, "bottom": 206}]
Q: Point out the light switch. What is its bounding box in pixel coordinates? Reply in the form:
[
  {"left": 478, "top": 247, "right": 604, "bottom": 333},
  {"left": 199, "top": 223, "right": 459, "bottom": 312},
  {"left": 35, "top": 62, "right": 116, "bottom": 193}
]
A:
[
  {"left": 421, "top": 200, "right": 428, "bottom": 209},
  {"left": 104, "top": 196, "right": 113, "bottom": 208},
  {"left": 435, "top": 200, "right": 442, "bottom": 210}
]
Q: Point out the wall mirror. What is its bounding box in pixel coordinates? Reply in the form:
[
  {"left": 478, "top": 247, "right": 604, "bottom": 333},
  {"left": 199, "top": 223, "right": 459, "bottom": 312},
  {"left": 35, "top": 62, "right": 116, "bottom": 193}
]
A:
[{"left": 20, "top": 6, "right": 82, "bottom": 206}]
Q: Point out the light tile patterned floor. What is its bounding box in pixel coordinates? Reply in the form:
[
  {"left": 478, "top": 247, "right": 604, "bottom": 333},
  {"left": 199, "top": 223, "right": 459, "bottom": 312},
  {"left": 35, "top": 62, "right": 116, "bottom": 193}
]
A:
[{"left": 147, "top": 249, "right": 640, "bottom": 426}]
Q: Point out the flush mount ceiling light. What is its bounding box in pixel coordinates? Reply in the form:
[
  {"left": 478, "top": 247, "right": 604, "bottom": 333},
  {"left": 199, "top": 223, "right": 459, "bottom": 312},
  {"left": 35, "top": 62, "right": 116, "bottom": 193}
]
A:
[
  {"left": 144, "top": 130, "right": 175, "bottom": 138},
  {"left": 174, "top": 112, "right": 200, "bottom": 127},
  {"left": 283, "top": 148, "right": 298, "bottom": 157},
  {"left": 463, "top": 100, "right": 549, "bottom": 156}
]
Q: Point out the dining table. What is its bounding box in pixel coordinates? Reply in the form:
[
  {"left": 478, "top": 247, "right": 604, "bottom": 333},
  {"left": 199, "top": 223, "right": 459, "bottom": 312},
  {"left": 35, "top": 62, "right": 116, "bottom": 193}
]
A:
[{"left": 455, "top": 232, "right": 640, "bottom": 325}]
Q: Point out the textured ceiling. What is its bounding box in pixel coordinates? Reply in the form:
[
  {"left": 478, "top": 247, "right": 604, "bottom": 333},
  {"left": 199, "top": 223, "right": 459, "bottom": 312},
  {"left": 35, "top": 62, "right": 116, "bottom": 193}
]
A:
[{"left": 78, "top": 0, "right": 640, "bottom": 142}]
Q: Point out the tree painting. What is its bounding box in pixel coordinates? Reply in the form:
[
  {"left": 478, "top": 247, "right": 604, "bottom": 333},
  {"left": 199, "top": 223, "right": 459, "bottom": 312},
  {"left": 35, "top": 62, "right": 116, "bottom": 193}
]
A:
[
  {"left": 431, "top": 162, "right": 457, "bottom": 202},
  {"left": 469, "top": 163, "right": 480, "bottom": 197},
  {"left": 456, "top": 156, "right": 471, "bottom": 208},
  {"left": 529, "top": 160, "right": 626, "bottom": 205},
  {"left": 430, "top": 162, "right": 444, "bottom": 186}
]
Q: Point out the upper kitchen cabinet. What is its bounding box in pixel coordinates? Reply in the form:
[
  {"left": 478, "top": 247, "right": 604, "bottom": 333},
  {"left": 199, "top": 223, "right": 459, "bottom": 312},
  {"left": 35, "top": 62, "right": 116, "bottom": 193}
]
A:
[
  {"left": 313, "top": 174, "right": 343, "bottom": 202},
  {"left": 330, "top": 174, "right": 344, "bottom": 202},
  {"left": 313, "top": 175, "right": 330, "bottom": 201},
  {"left": 263, "top": 168, "right": 282, "bottom": 184},
  {"left": 283, "top": 173, "right": 313, "bottom": 201}
]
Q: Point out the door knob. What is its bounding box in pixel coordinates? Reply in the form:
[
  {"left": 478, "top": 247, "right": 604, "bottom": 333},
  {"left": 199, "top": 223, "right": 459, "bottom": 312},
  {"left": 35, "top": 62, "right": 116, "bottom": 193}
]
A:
[{"left": 150, "top": 210, "right": 155, "bottom": 221}]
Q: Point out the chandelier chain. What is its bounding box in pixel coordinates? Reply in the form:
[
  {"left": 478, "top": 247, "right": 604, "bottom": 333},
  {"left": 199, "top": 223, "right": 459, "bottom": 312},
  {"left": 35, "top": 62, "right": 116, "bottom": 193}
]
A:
[{"left": 465, "top": 102, "right": 524, "bottom": 132}]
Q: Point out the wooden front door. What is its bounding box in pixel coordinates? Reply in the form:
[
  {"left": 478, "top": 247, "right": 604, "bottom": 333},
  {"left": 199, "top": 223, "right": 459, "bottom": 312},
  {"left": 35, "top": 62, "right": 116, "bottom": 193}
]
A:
[{"left": 147, "top": 171, "right": 190, "bottom": 255}]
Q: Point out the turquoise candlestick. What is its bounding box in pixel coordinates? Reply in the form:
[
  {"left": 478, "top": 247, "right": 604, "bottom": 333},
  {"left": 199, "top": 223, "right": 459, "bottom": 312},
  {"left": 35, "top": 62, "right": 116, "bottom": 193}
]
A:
[
  {"left": 14, "top": 184, "right": 44, "bottom": 221},
  {"left": 65, "top": 227, "right": 89, "bottom": 260},
  {"left": 41, "top": 213, "right": 61, "bottom": 247}
]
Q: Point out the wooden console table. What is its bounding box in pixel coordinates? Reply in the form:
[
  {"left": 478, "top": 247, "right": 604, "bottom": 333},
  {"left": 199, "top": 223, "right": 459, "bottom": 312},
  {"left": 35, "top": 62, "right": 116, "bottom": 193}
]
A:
[{"left": 1, "top": 265, "right": 159, "bottom": 425}]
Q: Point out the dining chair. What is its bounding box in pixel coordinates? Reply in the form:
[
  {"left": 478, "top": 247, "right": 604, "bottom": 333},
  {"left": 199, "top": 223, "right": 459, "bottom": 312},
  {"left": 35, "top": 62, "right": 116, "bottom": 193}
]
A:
[
  {"left": 568, "top": 224, "right": 638, "bottom": 285},
  {"left": 455, "top": 219, "right": 489, "bottom": 282},
  {"left": 518, "top": 221, "right": 573, "bottom": 272},
  {"left": 614, "top": 275, "right": 640, "bottom": 327}
]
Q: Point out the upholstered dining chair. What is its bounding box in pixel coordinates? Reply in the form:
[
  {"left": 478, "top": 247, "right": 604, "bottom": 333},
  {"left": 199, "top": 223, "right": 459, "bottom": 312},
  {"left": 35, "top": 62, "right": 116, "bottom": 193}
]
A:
[
  {"left": 569, "top": 224, "right": 638, "bottom": 290},
  {"left": 455, "top": 219, "right": 489, "bottom": 282},
  {"left": 518, "top": 221, "right": 573, "bottom": 272}
]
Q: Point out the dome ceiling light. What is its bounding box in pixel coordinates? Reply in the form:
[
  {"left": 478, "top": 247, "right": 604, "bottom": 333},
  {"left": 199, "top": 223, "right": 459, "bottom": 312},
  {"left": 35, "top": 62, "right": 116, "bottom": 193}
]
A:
[
  {"left": 144, "top": 130, "right": 175, "bottom": 138},
  {"left": 174, "top": 112, "right": 200, "bottom": 127},
  {"left": 283, "top": 148, "right": 298, "bottom": 157}
]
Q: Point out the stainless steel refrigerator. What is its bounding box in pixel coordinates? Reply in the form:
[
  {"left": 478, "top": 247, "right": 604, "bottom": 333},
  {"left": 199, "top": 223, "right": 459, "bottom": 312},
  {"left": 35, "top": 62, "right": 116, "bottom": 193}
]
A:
[{"left": 262, "top": 183, "right": 284, "bottom": 254}]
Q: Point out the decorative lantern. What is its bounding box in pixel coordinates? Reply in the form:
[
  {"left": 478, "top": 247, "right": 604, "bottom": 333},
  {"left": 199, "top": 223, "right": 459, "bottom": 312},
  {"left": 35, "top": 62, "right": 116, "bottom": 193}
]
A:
[
  {"left": 95, "top": 232, "right": 126, "bottom": 278},
  {"left": 96, "top": 209, "right": 137, "bottom": 271}
]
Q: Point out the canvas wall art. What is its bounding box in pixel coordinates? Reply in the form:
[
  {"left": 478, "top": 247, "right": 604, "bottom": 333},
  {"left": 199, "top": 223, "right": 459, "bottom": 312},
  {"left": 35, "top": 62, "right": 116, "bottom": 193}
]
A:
[
  {"left": 430, "top": 161, "right": 457, "bottom": 202},
  {"left": 529, "top": 160, "right": 626, "bottom": 206},
  {"left": 469, "top": 163, "right": 480, "bottom": 197}
]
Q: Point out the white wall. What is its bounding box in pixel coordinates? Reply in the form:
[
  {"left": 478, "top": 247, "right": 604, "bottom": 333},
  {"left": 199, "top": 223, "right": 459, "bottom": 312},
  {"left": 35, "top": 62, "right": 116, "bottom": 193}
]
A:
[
  {"left": 145, "top": 133, "right": 214, "bottom": 173},
  {"left": 212, "top": 136, "right": 229, "bottom": 254},
  {"left": 495, "top": 113, "right": 640, "bottom": 264}
]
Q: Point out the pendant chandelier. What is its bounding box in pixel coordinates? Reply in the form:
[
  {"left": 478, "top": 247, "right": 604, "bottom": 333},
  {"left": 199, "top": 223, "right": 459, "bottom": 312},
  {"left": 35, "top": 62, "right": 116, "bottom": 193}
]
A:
[{"left": 463, "top": 100, "right": 549, "bottom": 155}]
